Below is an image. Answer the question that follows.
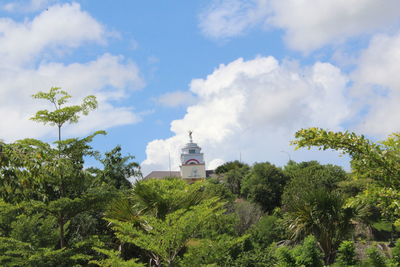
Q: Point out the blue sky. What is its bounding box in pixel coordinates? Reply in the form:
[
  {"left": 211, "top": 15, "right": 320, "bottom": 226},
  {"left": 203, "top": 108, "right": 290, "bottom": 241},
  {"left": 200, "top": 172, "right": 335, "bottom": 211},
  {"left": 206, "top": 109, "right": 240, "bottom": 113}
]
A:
[{"left": 1, "top": 0, "right": 400, "bottom": 175}]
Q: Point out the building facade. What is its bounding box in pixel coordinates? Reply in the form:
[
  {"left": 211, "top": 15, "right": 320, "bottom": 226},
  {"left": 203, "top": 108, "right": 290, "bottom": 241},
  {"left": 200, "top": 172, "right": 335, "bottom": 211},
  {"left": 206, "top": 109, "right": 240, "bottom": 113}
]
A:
[{"left": 144, "top": 131, "right": 213, "bottom": 181}]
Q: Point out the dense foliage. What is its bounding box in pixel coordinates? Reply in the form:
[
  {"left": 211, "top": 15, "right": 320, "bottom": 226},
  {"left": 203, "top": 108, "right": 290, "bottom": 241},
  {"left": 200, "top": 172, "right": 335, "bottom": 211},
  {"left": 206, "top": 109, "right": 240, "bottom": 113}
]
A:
[{"left": 2, "top": 91, "right": 400, "bottom": 266}]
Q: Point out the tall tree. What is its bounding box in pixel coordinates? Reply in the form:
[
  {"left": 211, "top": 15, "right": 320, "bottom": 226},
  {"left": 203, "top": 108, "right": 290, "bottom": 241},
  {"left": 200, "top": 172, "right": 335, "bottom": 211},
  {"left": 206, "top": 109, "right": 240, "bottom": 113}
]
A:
[
  {"left": 96, "top": 145, "right": 140, "bottom": 190},
  {"left": 241, "top": 162, "right": 289, "bottom": 212},
  {"left": 215, "top": 160, "right": 250, "bottom": 196},
  {"left": 31, "top": 87, "right": 97, "bottom": 142},
  {"left": 24, "top": 87, "right": 99, "bottom": 249}
]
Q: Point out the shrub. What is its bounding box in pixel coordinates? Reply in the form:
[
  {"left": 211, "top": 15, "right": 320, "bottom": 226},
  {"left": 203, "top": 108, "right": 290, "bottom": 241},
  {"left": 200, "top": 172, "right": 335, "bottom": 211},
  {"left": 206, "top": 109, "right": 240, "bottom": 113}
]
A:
[
  {"left": 293, "top": 235, "right": 324, "bottom": 267},
  {"left": 366, "top": 247, "right": 387, "bottom": 267},
  {"left": 335, "top": 241, "right": 358, "bottom": 267}
]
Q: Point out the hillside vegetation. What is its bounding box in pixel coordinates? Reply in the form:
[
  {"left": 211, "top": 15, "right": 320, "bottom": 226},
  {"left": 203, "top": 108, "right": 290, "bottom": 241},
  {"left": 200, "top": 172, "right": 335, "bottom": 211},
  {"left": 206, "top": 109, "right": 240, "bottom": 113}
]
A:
[{"left": 1, "top": 88, "right": 400, "bottom": 266}]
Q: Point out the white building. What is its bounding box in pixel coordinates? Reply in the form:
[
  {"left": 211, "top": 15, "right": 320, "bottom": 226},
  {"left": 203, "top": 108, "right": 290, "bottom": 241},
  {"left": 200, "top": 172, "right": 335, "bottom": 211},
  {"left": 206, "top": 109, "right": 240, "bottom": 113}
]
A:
[
  {"left": 144, "top": 131, "right": 213, "bottom": 182},
  {"left": 180, "top": 131, "right": 207, "bottom": 181}
]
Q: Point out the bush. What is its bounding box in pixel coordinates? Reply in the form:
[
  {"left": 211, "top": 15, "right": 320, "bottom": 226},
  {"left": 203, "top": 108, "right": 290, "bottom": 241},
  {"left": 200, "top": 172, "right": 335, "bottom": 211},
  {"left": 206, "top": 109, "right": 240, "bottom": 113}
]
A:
[
  {"left": 273, "top": 235, "right": 324, "bottom": 267},
  {"left": 335, "top": 241, "right": 358, "bottom": 267},
  {"left": 275, "top": 246, "right": 296, "bottom": 267},
  {"left": 247, "top": 215, "right": 287, "bottom": 248},
  {"left": 391, "top": 239, "right": 400, "bottom": 265},
  {"left": 293, "top": 235, "right": 324, "bottom": 267},
  {"left": 366, "top": 247, "right": 387, "bottom": 267},
  {"left": 231, "top": 246, "right": 276, "bottom": 267}
]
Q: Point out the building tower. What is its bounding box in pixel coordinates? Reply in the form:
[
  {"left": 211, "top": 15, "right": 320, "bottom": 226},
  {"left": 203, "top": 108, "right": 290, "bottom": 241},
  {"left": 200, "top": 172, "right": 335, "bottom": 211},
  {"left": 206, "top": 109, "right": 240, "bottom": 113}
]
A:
[{"left": 180, "top": 131, "right": 206, "bottom": 181}]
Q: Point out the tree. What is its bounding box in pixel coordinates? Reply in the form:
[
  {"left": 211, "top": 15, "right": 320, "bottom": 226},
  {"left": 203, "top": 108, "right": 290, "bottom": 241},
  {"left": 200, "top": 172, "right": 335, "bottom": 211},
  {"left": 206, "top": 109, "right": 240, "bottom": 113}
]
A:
[
  {"left": 283, "top": 188, "right": 354, "bottom": 264},
  {"left": 96, "top": 145, "right": 140, "bottom": 190},
  {"left": 282, "top": 161, "right": 348, "bottom": 213},
  {"left": 107, "top": 197, "right": 226, "bottom": 266},
  {"left": 283, "top": 160, "right": 347, "bottom": 191},
  {"left": 215, "top": 160, "right": 250, "bottom": 196},
  {"left": 29, "top": 87, "right": 98, "bottom": 248},
  {"left": 0, "top": 87, "right": 147, "bottom": 266},
  {"left": 292, "top": 128, "right": 400, "bottom": 239},
  {"left": 102, "top": 179, "right": 247, "bottom": 266},
  {"left": 292, "top": 127, "right": 400, "bottom": 188},
  {"left": 31, "top": 87, "right": 97, "bottom": 142},
  {"left": 241, "top": 162, "right": 289, "bottom": 212},
  {"left": 215, "top": 160, "right": 249, "bottom": 174},
  {"left": 131, "top": 178, "right": 208, "bottom": 219}
]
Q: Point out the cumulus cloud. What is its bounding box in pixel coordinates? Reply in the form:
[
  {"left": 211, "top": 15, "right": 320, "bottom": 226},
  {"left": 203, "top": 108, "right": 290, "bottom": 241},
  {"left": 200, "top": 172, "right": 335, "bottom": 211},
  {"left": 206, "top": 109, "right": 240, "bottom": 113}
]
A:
[
  {"left": 156, "top": 91, "right": 197, "bottom": 108},
  {"left": 352, "top": 32, "right": 400, "bottom": 136},
  {"left": 0, "top": 54, "right": 143, "bottom": 141},
  {"left": 269, "top": 0, "right": 400, "bottom": 52},
  {"left": 199, "top": 0, "right": 400, "bottom": 52},
  {"left": 2, "top": 0, "right": 56, "bottom": 13},
  {"left": 0, "top": 3, "right": 144, "bottom": 142},
  {"left": 0, "top": 2, "right": 105, "bottom": 66},
  {"left": 141, "top": 56, "right": 351, "bottom": 175}
]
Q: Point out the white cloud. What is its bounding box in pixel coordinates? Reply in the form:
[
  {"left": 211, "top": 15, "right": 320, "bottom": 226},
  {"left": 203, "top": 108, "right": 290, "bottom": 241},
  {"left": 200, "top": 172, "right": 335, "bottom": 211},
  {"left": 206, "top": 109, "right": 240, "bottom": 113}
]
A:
[
  {"left": 0, "top": 2, "right": 105, "bottom": 66},
  {"left": 352, "top": 32, "right": 400, "bottom": 136},
  {"left": 0, "top": 54, "right": 143, "bottom": 141},
  {"left": 141, "top": 56, "right": 351, "bottom": 175},
  {"left": 156, "top": 91, "right": 197, "bottom": 108},
  {"left": 269, "top": 0, "right": 400, "bottom": 52},
  {"left": 2, "top": 0, "right": 56, "bottom": 13},
  {"left": 353, "top": 33, "right": 400, "bottom": 91},
  {"left": 199, "top": 0, "right": 270, "bottom": 39},
  {"left": 199, "top": 0, "right": 400, "bottom": 52},
  {"left": 0, "top": 3, "right": 144, "bottom": 142}
]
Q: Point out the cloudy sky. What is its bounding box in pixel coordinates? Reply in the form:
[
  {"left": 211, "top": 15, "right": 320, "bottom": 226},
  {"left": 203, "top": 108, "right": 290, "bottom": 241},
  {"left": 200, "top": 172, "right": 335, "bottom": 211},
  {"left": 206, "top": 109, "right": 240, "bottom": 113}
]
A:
[{"left": 1, "top": 0, "right": 399, "bottom": 175}]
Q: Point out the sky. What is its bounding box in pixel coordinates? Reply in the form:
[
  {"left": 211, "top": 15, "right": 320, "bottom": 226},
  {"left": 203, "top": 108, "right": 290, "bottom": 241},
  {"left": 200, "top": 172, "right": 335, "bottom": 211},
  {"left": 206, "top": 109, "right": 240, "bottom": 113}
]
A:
[{"left": 1, "top": 0, "right": 400, "bottom": 176}]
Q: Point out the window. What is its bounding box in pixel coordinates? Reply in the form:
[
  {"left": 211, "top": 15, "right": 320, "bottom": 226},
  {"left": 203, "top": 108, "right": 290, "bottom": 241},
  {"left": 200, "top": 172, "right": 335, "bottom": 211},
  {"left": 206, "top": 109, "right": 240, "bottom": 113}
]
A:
[{"left": 189, "top": 149, "right": 196, "bottom": 154}]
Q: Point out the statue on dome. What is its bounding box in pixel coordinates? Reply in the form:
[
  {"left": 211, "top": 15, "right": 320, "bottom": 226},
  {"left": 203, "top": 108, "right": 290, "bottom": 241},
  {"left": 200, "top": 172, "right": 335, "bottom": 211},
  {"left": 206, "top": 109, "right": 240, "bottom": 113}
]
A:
[{"left": 188, "top": 130, "right": 193, "bottom": 143}]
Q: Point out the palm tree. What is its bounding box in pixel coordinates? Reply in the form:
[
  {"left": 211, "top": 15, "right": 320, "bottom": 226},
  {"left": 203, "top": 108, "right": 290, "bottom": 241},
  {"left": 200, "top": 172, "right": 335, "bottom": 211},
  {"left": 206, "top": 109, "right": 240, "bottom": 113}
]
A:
[
  {"left": 103, "top": 178, "right": 223, "bottom": 267},
  {"left": 284, "top": 189, "right": 354, "bottom": 264}
]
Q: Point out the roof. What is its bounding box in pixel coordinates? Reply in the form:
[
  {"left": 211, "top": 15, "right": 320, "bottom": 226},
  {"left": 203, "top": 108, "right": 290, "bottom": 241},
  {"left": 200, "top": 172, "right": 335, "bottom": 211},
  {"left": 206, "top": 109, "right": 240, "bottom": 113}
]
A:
[
  {"left": 143, "top": 170, "right": 216, "bottom": 180},
  {"left": 143, "top": 171, "right": 181, "bottom": 180}
]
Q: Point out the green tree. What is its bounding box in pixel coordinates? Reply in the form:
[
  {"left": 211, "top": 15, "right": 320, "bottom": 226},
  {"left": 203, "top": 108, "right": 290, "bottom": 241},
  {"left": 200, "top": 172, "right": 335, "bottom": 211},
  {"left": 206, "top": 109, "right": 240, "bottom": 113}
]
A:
[
  {"left": 215, "top": 161, "right": 250, "bottom": 195},
  {"left": 131, "top": 178, "right": 208, "bottom": 219},
  {"left": 292, "top": 128, "right": 400, "bottom": 238},
  {"left": 283, "top": 161, "right": 347, "bottom": 191},
  {"left": 103, "top": 179, "right": 245, "bottom": 266},
  {"left": 30, "top": 87, "right": 98, "bottom": 248},
  {"left": 95, "top": 145, "right": 140, "bottom": 189},
  {"left": 0, "top": 87, "right": 142, "bottom": 266},
  {"left": 215, "top": 160, "right": 249, "bottom": 174},
  {"left": 241, "top": 162, "right": 289, "bottom": 212},
  {"left": 282, "top": 161, "right": 347, "bottom": 210},
  {"left": 108, "top": 198, "right": 226, "bottom": 267},
  {"left": 292, "top": 127, "right": 400, "bottom": 188},
  {"left": 283, "top": 188, "right": 354, "bottom": 264},
  {"left": 31, "top": 87, "right": 97, "bottom": 142}
]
